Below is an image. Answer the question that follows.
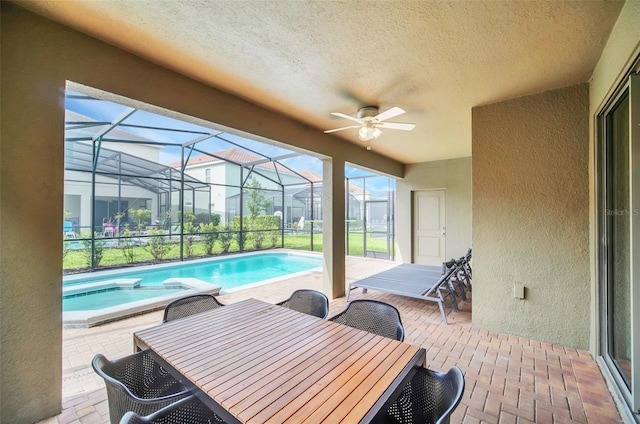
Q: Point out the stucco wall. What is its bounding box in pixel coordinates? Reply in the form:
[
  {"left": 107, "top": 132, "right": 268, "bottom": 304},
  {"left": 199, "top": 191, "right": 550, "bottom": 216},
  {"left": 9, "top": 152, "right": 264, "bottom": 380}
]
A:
[
  {"left": 395, "top": 157, "right": 472, "bottom": 264},
  {"left": 472, "top": 83, "right": 590, "bottom": 349},
  {"left": 0, "top": 4, "right": 403, "bottom": 422}
]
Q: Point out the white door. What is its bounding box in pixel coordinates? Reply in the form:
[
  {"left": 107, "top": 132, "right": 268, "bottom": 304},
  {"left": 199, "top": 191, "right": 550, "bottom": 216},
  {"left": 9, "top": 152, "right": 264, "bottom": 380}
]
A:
[{"left": 413, "top": 190, "right": 446, "bottom": 265}]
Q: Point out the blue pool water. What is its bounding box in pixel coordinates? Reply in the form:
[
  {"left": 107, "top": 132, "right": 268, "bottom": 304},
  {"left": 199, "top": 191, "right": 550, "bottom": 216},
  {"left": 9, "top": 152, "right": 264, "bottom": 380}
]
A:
[{"left": 63, "top": 252, "right": 322, "bottom": 311}]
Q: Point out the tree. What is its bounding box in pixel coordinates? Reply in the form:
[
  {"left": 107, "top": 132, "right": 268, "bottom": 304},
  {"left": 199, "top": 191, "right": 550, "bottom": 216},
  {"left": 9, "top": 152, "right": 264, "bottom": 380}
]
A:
[
  {"left": 181, "top": 211, "right": 197, "bottom": 257},
  {"left": 79, "top": 231, "right": 105, "bottom": 268},
  {"left": 245, "top": 178, "right": 272, "bottom": 220},
  {"left": 130, "top": 208, "right": 152, "bottom": 231}
]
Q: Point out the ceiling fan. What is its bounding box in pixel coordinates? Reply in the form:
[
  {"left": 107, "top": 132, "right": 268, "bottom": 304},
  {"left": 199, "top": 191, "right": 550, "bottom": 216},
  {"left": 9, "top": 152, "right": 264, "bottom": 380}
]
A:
[{"left": 324, "top": 106, "right": 415, "bottom": 144}]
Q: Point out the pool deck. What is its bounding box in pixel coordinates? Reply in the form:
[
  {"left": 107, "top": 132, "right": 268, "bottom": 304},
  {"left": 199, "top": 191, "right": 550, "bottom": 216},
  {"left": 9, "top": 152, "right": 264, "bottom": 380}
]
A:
[{"left": 42, "top": 256, "right": 623, "bottom": 424}]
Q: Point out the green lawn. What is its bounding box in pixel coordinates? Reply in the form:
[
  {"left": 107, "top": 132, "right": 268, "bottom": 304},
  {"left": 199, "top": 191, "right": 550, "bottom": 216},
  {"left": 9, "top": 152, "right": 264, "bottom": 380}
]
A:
[{"left": 63, "top": 232, "right": 389, "bottom": 272}]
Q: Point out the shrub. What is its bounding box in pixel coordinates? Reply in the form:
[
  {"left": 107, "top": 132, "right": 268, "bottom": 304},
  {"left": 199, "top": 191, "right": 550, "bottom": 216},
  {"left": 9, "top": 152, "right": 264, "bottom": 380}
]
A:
[
  {"left": 118, "top": 229, "right": 137, "bottom": 263},
  {"left": 198, "top": 223, "right": 218, "bottom": 255},
  {"left": 194, "top": 213, "right": 210, "bottom": 225},
  {"left": 146, "top": 229, "right": 169, "bottom": 261},
  {"left": 79, "top": 232, "right": 105, "bottom": 267},
  {"left": 183, "top": 221, "right": 196, "bottom": 258},
  {"left": 194, "top": 212, "right": 221, "bottom": 227},
  {"left": 218, "top": 225, "right": 234, "bottom": 254},
  {"left": 249, "top": 230, "right": 266, "bottom": 250},
  {"left": 130, "top": 208, "right": 152, "bottom": 231},
  {"left": 270, "top": 229, "right": 280, "bottom": 247}
]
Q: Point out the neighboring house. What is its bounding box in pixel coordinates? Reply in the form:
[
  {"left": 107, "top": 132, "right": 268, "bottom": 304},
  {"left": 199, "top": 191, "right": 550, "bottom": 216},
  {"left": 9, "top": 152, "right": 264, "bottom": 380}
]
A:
[
  {"left": 168, "top": 147, "right": 313, "bottom": 225},
  {"left": 64, "top": 110, "right": 206, "bottom": 234},
  {"left": 170, "top": 148, "right": 373, "bottom": 227}
]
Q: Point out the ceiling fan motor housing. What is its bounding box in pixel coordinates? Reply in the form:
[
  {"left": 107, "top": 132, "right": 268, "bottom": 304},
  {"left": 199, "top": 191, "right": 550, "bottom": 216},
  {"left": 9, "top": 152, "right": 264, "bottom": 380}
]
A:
[{"left": 357, "top": 106, "right": 379, "bottom": 120}]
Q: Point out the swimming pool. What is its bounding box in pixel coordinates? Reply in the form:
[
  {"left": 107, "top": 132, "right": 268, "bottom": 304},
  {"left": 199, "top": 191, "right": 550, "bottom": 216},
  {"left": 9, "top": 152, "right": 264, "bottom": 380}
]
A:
[{"left": 62, "top": 251, "right": 322, "bottom": 327}]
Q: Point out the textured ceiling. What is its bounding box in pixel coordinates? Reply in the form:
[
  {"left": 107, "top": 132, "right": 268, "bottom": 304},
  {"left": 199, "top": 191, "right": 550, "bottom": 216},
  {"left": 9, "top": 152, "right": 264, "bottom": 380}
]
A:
[{"left": 15, "top": 0, "right": 624, "bottom": 164}]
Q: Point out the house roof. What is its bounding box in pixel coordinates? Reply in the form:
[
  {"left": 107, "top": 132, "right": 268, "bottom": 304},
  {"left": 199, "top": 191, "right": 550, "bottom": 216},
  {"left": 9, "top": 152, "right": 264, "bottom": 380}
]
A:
[
  {"left": 297, "top": 170, "right": 322, "bottom": 183},
  {"left": 166, "top": 148, "right": 267, "bottom": 168}
]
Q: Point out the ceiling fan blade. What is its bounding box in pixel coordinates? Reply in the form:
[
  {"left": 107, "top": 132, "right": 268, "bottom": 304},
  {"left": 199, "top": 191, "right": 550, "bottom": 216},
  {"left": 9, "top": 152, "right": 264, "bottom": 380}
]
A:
[
  {"left": 324, "top": 125, "right": 362, "bottom": 134},
  {"left": 374, "top": 106, "right": 406, "bottom": 122},
  {"left": 377, "top": 122, "right": 416, "bottom": 131},
  {"left": 331, "top": 112, "right": 362, "bottom": 123}
]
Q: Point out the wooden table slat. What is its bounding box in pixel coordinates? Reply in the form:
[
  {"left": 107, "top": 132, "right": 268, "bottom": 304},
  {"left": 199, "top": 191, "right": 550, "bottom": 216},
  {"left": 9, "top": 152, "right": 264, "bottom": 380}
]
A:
[
  {"left": 211, "top": 323, "right": 361, "bottom": 402},
  {"left": 137, "top": 303, "right": 304, "bottom": 357},
  {"left": 247, "top": 336, "right": 396, "bottom": 424},
  {"left": 194, "top": 319, "right": 350, "bottom": 395},
  {"left": 231, "top": 328, "right": 377, "bottom": 421},
  {"left": 313, "top": 345, "right": 419, "bottom": 424},
  {"left": 136, "top": 299, "right": 272, "bottom": 340},
  {"left": 134, "top": 304, "right": 270, "bottom": 352},
  {"left": 178, "top": 312, "right": 322, "bottom": 376}
]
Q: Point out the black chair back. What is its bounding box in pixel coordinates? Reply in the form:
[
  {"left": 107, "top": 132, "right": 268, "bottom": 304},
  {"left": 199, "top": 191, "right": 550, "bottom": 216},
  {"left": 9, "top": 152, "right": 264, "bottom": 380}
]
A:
[
  {"left": 92, "top": 352, "right": 189, "bottom": 424},
  {"left": 277, "top": 289, "right": 329, "bottom": 319},
  {"left": 119, "top": 394, "right": 227, "bottom": 424},
  {"left": 384, "top": 366, "right": 465, "bottom": 424},
  {"left": 163, "top": 294, "right": 224, "bottom": 323},
  {"left": 329, "top": 299, "right": 404, "bottom": 341}
]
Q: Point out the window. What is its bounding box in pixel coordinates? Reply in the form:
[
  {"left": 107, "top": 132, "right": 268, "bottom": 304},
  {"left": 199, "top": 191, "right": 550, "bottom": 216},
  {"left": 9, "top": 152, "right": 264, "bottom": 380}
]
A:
[{"left": 598, "top": 71, "right": 639, "bottom": 415}]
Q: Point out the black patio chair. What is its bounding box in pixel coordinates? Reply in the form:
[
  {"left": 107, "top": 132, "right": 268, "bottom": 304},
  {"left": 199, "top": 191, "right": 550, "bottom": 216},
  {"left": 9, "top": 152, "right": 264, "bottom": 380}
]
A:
[
  {"left": 162, "top": 294, "right": 225, "bottom": 323},
  {"left": 376, "top": 366, "right": 465, "bottom": 424},
  {"left": 276, "top": 289, "right": 330, "bottom": 319},
  {"left": 92, "top": 351, "right": 190, "bottom": 424},
  {"left": 442, "top": 259, "right": 468, "bottom": 303},
  {"left": 461, "top": 248, "right": 472, "bottom": 288},
  {"left": 328, "top": 299, "right": 405, "bottom": 341},
  {"left": 119, "top": 394, "right": 227, "bottom": 424}
]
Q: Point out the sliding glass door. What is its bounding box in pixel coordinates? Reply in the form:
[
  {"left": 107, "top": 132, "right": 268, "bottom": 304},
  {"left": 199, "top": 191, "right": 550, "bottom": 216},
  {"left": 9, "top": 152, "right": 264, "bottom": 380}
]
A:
[{"left": 599, "top": 72, "right": 639, "bottom": 415}]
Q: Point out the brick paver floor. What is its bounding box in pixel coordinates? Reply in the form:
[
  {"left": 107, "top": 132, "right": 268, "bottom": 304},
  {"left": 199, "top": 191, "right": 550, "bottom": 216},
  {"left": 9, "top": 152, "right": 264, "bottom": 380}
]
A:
[{"left": 39, "top": 256, "right": 622, "bottom": 423}]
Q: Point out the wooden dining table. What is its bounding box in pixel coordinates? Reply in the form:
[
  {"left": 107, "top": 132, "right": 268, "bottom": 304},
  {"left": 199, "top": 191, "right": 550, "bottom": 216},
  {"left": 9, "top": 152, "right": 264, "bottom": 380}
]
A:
[{"left": 133, "top": 298, "right": 426, "bottom": 424}]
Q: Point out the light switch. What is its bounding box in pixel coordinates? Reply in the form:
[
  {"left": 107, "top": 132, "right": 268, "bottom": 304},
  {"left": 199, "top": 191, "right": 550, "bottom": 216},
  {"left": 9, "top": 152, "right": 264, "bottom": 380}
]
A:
[{"left": 513, "top": 284, "right": 525, "bottom": 299}]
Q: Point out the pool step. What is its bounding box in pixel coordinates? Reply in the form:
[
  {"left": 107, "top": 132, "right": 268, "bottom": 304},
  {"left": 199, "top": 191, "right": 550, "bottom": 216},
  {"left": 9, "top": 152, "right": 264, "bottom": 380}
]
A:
[
  {"left": 63, "top": 279, "right": 142, "bottom": 296},
  {"left": 163, "top": 278, "right": 221, "bottom": 295}
]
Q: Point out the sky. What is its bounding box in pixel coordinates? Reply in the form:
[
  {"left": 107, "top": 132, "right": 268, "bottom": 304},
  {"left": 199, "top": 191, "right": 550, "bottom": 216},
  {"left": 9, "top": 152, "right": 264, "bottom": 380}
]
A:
[{"left": 65, "top": 90, "right": 394, "bottom": 194}]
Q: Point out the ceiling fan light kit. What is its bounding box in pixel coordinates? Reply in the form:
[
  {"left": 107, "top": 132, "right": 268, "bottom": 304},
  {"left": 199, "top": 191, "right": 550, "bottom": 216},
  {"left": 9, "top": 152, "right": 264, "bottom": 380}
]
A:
[
  {"left": 324, "top": 106, "right": 415, "bottom": 149},
  {"left": 358, "top": 123, "right": 381, "bottom": 141}
]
